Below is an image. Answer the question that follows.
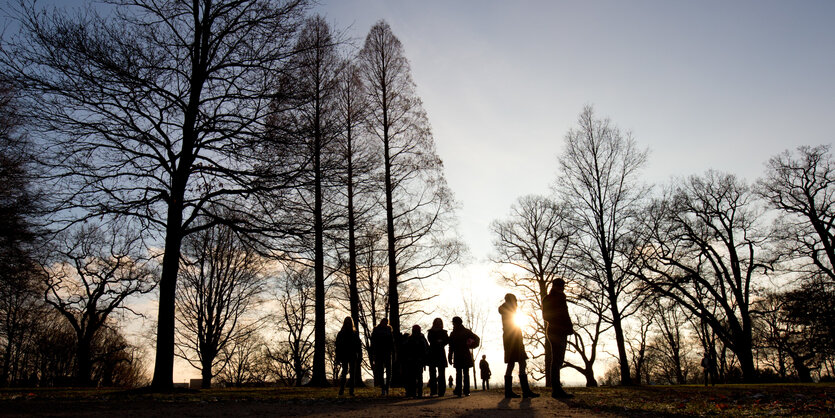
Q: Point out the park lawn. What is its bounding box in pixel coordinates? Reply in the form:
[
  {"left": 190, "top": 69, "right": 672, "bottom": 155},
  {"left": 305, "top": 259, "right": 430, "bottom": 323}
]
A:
[
  {"left": 0, "top": 383, "right": 832, "bottom": 416},
  {"left": 559, "top": 383, "right": 835, "bottom": 417}
]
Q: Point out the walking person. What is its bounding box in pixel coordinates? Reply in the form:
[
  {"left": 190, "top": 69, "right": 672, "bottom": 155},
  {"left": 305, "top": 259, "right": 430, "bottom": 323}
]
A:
[
  {"left": 499, "top": 293, "right": 539, "bottom": 399},
  {"left": 448, "top": 316, "right": 478, "bottom": 397},
  {"left": 479, "top": 355, "right": 491, "bottom": 390},
  {"left": 371, "top": 318, "right": 395, "bottom": 396},
  {"left": 335, "top": 316, "right": 362, "bottom": 396},
  {"left": 542, "top": 279, "right": 574, "bottom": 399},
  {"left": 405, "top": 325, "right": 429, "bottom": 397},
  {"left": 426, "top": 318, "right": 449, "bottom": 397}
]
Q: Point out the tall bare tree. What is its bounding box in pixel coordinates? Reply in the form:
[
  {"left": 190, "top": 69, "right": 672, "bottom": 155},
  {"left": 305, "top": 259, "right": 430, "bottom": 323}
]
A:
[
  {"left": 758, "top": 145, "right": 835, "bottom": 284},
  {"left": 40, "top": 223, "right": 156, "bottom": 386},
  {"left": 491, "top": 194, "right": 572, "bottom": 386},
  {"left": 633, "top": 171, "right": 773, "bottom": 382},
  {"left": 271, "top": 266, "right": 315, "bottom": 386},
  {"left": 358, "top": 20, "right": 462, "bottom": 334},
  {"left": 0, "top": 0, "right": 308, "bottom": 390},
  {"left": 273, "top": 15, "right": 344, "bottom": 387},
  {"left": 555, "top": 105, "right": 648, "bottom": 385},
  {"left": 175, "top": 223, "right": 264, "bottom": 388}
]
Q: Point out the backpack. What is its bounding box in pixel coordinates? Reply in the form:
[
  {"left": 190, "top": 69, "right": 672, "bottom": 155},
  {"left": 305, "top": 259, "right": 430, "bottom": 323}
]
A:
[{"left": 466, "top": 332, "right": 480, "bottom": 349}]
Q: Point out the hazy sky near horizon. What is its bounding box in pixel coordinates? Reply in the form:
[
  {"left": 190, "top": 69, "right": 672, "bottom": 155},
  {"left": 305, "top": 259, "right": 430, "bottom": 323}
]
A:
[{"left": 312, "top": 0, "right": 835, "bottom": 262}]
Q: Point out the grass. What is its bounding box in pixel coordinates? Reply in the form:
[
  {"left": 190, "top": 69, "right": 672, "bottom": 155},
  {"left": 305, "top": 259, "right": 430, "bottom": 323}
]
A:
[
  {"left": 559, "top": 383, "right": 835, "bottom": 417},
  {"left": 0, "top": 383, "right": 832, "bottom": 416}
]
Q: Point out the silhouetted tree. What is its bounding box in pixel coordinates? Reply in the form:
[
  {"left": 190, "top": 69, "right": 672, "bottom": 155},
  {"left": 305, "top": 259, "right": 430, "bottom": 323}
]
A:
[
  {"left": 0, "top": 0, "right": 308, "bottom": 390},
  {"left": 758, "top": 145, "right": 835, "bottom": 284},
  {"left": 756, "top": 280, "right": 835, "bottom": 382},
  {"left": 271, "top": 266, "right": 315, "bottom": 386},
  {"left": 555, "top": 106, "right": 648, "bottom": 385},
  {"left": 491, "top": 194, "right": 572, "bottom": 386},
  {"left": 0, "top": 80, "right": 42, "bottom": 387},
  {"left": 634, "top": 171, "right": 773, "bottom": 382},
  {"left": 358, "top": 20, "right": 462, "bottom": 334},
  {"left": 175, "top": 223, "right": 265, "bottom": 388},
  {"left": 272, "top": 16, "right": 345, "bottom": 387},
  {"left": 40, "top": 223, "right": 156, "bottom": 386},
  {"left": 563, "top": 289, "right": 608, "bottom": 387}
]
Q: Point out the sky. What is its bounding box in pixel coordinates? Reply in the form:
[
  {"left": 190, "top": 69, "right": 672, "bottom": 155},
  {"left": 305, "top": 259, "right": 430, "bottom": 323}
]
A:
[{"left": 5, "top": 0, "right": 835, "bottom": 385}]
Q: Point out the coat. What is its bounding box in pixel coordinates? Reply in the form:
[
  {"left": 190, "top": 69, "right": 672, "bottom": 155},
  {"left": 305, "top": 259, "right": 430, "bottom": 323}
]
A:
[
  {"left": 426, "top": 327, "right": 449, "bottom": 368},
  {"left": 405, "top": 332, "right": 429, "bottom": 368},
  {"left": 370, "top": 324, "right": 394, "bottom": 362},
  {"left": 542, "top": 290, "right": 574, "bottom": 336},
  {"left": 499, "top": 302, "right": 528, "bottom": 363},
  {"left": 448, "top": 325, "right": 476, "bottom": 369},
  {"left": 335, "top": 328, "right": 362, "bottom": 364}
]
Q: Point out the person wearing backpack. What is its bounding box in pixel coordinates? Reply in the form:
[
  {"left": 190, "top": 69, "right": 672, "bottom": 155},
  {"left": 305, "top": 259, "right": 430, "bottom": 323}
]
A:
[
  {"left": 447, "top": 316, "right": 478, "bottom": 397},
  {"left": 542, "top": 279, "right": 574, "bottom": 399},
  {"left": 499, "top": 293, "right": 539, "bottom": 399}
]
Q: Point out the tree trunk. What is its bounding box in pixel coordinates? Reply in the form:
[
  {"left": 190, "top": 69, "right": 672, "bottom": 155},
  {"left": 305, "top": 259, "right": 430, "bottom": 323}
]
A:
[
  {"left": 609, "top": 294, "right": 633, "bottom": 385},
  {"left": 584, "top": 368, "right": 598, "bottom": 387},
  {"left": 76, "top": 337, "right": 93, "bottom": 387},
  {"left": 201, "top": 358, "right": 213, "bottom": 389},
  {"left": 309, "top": 111, "right": 329, "bottom": 387},
  {"left": 151, "top": 199, "right": 185, "bottom": 390}
]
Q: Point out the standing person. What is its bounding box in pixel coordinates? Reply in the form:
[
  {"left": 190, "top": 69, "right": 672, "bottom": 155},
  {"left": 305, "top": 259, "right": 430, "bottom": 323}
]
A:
[
  {"left": 542, "top": 279, "right": 574, "bottom": 399},
  {"left": 448, "top": 375, "right": 453, "bottom": 389},
  {"left": 448, "top": 316, "right": 477, "bottom": 397},
  {"left": 479, "top": 355, "right": 492, "bottom": 390},
  {"left": 335, "top": 316, "right": 362, "bottom": 396},
  {"left": 371, "top": 318, "right": 395, "bottom": 396},
  {"left": 426, "top": 318, "right": 449, "bottom": 397},
  {"left": 701, "top": 352, "right": 715, "bottom": 386},
  {"left": 405, "top": 325, "right": 429, "bottom": 397},
  {"left": 499, "top": 293, "right": 540, "bottom": 399}
]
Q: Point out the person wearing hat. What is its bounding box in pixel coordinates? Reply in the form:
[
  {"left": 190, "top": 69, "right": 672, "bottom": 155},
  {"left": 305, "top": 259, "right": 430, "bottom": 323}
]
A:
[
  {"left": 499, "top": 293, "right": 539, "bottom": 398},
  {"left": 542, "top": 279, "right": 574, "bottom": 399},
  {"left": 447, "top": 316, "right": 477, "bottom": 397}
]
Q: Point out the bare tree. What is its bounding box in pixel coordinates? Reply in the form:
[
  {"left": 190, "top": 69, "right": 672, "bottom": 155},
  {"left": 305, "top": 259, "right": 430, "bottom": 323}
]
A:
[
  {"left": 490, "top": 194, "right": 572, "bottom": 386},
  {"left": 758, "top": 145, "right": 835, "bottom": 284},
  {"left": 272, "top": 15, "right": 344, "bottom": 387},
  {"left": 646, "top": 297, "right": 693, "bottom": 384},
  {"left": 358, "top": 20, "right": 462, "bottom": 334},
  {"left": 40, "top": 223, "right": 156, "bottom": 386},
  {"left": 563, "top": 284, "right": 610, "bottom": 387},
  {"left": 461, "top": 289, "right": 489, "bottom": 390},
  {"left": 0, "top": 0, "right": 308, "bottom": 390},
  {"left": 217, "top": 332, "right": 270, "bottom": 387},
  {"left": 633, "top": 171, "right": 773, "bottom": 382},
  {"left": 271, "top": 266, "right": 315, "bottom": 386},
  {"left": 175, "top": 223, "right": 264, "bottom": 388},
  {"left": 555, "top": 105, "right": 648, "bottom": 385}
]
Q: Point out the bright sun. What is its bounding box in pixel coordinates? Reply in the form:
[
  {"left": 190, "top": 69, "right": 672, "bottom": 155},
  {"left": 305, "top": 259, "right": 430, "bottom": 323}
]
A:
[{"left": 513, "top": 312, "right": 527, "bottom": 328}]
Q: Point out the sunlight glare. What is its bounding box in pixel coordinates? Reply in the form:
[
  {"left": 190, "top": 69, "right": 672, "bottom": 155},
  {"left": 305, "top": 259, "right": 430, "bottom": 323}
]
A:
[{"left": 513, "top": 312, "right": 527, "bottom": 329}]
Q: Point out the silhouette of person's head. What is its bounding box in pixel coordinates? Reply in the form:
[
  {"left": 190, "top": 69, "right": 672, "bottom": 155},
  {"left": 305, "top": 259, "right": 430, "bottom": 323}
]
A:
[
  {"left": 412, "top": 324, "right": 421, "bottom": 334},
  {"left": 551, "top": 279, "right": 566, "bottom": 294},
  {"left": 482, "top": 355, "right": 486, "bottom": 360},
  {"left": 432, "top": 317, "right": 443, "bottom": 329},
  {"left": 452, "top": 316, "right": 463, "bottom": 327},
  {"left": 342, "top": 316, "right": 355, "bottom": 332},
  {"left": 504, "top": 293, "right": 517, "bottom": 309},
  {"left": 379, "top": 318, "right": 388, "bottom": 327}
]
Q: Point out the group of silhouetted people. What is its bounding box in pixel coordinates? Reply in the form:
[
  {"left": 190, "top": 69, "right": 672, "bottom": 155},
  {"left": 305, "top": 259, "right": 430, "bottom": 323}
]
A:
[{"left": 334, "top": 278, "right": 575, "bottom": 400}]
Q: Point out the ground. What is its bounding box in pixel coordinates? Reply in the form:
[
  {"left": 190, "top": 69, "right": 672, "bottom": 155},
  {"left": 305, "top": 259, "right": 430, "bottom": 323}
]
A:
[{"left": 0, "top": 383, "right": 832, "bottom": 417}]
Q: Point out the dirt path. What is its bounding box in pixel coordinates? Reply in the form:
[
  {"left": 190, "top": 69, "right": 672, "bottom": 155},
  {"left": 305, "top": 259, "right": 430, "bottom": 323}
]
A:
[{"left": 2, "top": 391, "right": 610, "bottom": 417}]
